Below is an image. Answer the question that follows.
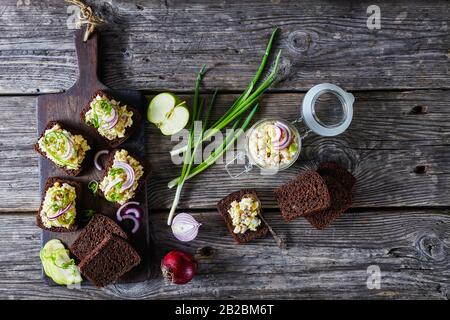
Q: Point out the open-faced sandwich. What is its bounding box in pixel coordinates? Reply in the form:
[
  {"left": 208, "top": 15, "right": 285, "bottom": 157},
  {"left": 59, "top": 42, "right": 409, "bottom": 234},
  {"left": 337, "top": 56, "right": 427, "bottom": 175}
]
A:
[
  {"left": 35, "top": 121, "right": 91, "bottom": 176},
  {"left": 217, "top": 189, "right": 268, "bottom": 244},
  {"left": 81, "top": 90, "right": 140, "bottom": 147},
  {"left": 36, "top": 177, "right": 81, "bottom": 232},
  {"left": 99, "top": 149, "right": 149, "bottom": 205}
]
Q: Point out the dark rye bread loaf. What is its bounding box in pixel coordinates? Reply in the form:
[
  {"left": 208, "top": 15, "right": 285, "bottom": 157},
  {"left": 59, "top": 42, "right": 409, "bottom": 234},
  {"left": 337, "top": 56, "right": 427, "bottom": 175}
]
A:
[
  {"left": 70, "top": 214, "right": 128, "bottom": 260},
  {"left": 34, "top": 121, "right": 91, "bottom": 176},
  {"left": 78, "top": 234, "right": 141, "bottom": 288},
  {"left": 80, "top": 90, "right": 141, "bottom": 148},
  {"left": 274, "top": 170, "right": 331, "bottom": 222},
  {"left": 317, "top": 162, "right": 356, "bottom": 190},
  {"left": 36, "top": 177, "right": 81, "bottom": 232},
  {"left": 305, "top": 174, "right": 353, "bottom": 230},
  {"left": 217, "top": 189, "right": 268, "bottom": 244},
  {"left": 98, "top": 149, "right": 151, "bottom": 204}
]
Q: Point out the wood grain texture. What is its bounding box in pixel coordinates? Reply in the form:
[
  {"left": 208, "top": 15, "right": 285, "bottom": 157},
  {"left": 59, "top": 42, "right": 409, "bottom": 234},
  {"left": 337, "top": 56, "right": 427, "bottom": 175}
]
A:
[
  {"left": 0, "top": 210, "right": 448, "bottom": 299},
  {"left": 1, "top": 90, "right": 448, "bottom": 211},
  {"left": 0, "top": 0, "right": 448, "bottom": 94}
]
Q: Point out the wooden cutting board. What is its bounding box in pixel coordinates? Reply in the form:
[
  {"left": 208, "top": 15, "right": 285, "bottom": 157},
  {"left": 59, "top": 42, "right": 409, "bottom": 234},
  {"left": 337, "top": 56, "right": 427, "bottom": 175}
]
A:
[{"left": 36, "top": 27, "right": 152, "bottom": 285}]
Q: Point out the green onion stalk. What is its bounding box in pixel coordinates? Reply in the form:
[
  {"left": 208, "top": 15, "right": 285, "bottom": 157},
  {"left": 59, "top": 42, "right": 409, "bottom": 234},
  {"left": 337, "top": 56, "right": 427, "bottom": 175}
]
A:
[
  {"left": 169, "top": 28, "right": 281, "bottom": 157},
  {"left": 167, "top": 28, "right": 282, "bottom": 225}
]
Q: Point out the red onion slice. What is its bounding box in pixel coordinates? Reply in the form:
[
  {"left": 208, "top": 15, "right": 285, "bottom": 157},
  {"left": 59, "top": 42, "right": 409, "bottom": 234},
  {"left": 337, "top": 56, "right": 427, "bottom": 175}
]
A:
[
  {"left": 61, "top": 135, "right": 74, "bottom": 160},
  {"left": 104, "top": 177, "right": 122, "bottom": 194},
  {"left": 113, "top": 161, "right": 135, "bottom": 191},
  {"left": 272, "top": 121, "right": 292, "bottom": 150},
  {"left": 94, "top": 149, "right": 109, "bottom": 171},
  {"left": 116, "top": 201, "right": 141, "bottom": 221},
  {"left": 101, "top": 108, "right": 118, "bottom": 129},
  {"left": 171, "top": 213, "right": 201, "bottom": 242},
  {"left": 121, "top": 214, "right": 140, "bottom": 233},
  {"left": 103, "top": 107, "right": 116, "bottom": 122},
  {"left": 48, "top": 203, "right": 72, "bottom": 220},
  {"left": 270, "top": 125, "right": 282, "bottom": 142}
]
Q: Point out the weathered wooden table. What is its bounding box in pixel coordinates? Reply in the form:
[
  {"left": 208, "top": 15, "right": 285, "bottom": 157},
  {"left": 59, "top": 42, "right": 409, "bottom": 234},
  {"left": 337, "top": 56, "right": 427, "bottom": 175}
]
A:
[{"left": 0, "top": 0, "right": 449, "bottom": 300}]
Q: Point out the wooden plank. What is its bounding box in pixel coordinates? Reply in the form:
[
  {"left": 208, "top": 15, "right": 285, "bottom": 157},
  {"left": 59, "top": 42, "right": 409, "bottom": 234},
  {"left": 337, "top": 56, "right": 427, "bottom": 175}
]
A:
[
  {"left": 0, "top": 210, "right": 448, "bottom": 299},
  {"left": 0, "top": 0, "right": 448, "bottom": 94},
  {"left": 1, "top": 90, "right": 448, "bottom": 211}
]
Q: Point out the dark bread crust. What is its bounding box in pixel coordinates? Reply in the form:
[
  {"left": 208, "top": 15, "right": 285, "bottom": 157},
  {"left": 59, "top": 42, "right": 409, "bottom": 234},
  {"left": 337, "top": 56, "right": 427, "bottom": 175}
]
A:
[
  {"left": 97, "top": 149, "right": 151, "bottom": 205},
  {"left": 78, "top": 234, "right": 141, "bottom": 288},
  {"left": 317, "top": 162, "right": 356, "bottom": 190},
  {"left": 34, "top": 120, "right": 91, "bottom": 176},
  {"left": 274, "top": 170, "right": 331, "bottom": 222},
  {"left": 217, "top": 189, "right": 268, "bottom": 244},
  {"left": 36, "top": 177, "right": 81, "bottom": 232},
  {"left": 70, "top": 214, "right": 128, "bottom": 260},
  {"left": 80, "top": 90, "right": 141, "bottom": 148},
  {"left": 305, "top": 174, "right": 353, "bottom": 230}
]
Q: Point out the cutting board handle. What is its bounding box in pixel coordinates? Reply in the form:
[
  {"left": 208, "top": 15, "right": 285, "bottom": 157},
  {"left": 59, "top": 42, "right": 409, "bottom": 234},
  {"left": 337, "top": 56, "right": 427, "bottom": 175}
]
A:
[{"left": 73, "top": 27, "right": 104, "bottom": 89}]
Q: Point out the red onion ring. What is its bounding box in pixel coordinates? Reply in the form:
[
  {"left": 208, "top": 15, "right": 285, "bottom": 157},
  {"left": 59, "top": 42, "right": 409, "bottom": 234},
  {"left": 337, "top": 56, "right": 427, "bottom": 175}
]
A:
[
  {"left": 48, "top": 203, "right": 72, "bottom": 220},
  {"left": 272, "top": 121, "right": 292, "bottom": 150},
  {"left": 271, "top": 125, "right": 282, "bottom": 142},
  {"left": 113, "top": 161, "right": 135, "bottom": 191},
  {"left": 103, "top": 107, "right": 116, "bottom": 122},
  {"left": 101, "top": 108, "right": 118, "bottom": 129},
  {"left": 116, "top": 201, "right": 141, "bottom": 221},
  {"left": 61, "top": 135, "right": 74, "bottom": 160},
  {"left": 94, "top": 149, "right": 109, "bottom": 171},
  {"left": 104, "top": 177, "right": 121, "bottom": 194},
  {"left": 121, "top": 214, "right": 140, "bottom": 233}
]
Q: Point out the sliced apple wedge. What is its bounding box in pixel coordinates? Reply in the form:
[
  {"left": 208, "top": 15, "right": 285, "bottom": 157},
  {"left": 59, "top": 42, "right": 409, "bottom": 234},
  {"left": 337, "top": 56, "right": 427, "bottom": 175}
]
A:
[{"left": 147, "top": 93, "right": 190, "bottom": 135}]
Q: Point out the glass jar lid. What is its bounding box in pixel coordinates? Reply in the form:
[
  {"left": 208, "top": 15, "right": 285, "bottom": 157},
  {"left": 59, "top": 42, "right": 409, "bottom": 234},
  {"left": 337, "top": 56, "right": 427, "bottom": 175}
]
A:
[{"left": 301, "top": 83, "right": 354, "bottom": 137}]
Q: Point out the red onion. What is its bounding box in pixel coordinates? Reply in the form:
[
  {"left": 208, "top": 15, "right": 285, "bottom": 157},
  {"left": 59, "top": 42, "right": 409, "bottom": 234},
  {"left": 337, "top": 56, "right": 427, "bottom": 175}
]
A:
[
  {"left": 171, "top": 213, "right": 201, "bottom": 242},
  {"left": 116, "top": 201, "right": 141, "bottom": 221},
  {"left": 270, "top": 124, "right": 282, "bottom": 141},
  {"left": 94, "top": 149, "right": 109, "bottom": 171},
  {"left": 272, "top": 121, "right": 292, "bottom": 150},
  {"left": 113, "top": 161, "right": 135, "bottom": 191},
  {"left": 161, "top": 250, "right": 197, "bottom": 285},
  {"left": 121, "top": 214, "right": 140, "bottom": 233},
  {"left": 61, "top": 135, "right": 74, "bottom": 160},
  {"left": 103, "top": 107, "right": 117, "bottom": 122},
  {"left": 101, "top": 108, "right": 118, "bottom": 129},
  {"left": 104, "top": 177, "right": 121, "bottom": 194},
  {"left": 48, "top": 203, "right": 72, "bottom": 220}
]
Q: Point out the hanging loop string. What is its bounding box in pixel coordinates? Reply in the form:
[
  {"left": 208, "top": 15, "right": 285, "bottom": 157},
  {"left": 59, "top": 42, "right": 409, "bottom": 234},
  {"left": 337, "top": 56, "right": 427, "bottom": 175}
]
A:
[{"left": 66, "top": 0, "right": 105, "bottom": 41}]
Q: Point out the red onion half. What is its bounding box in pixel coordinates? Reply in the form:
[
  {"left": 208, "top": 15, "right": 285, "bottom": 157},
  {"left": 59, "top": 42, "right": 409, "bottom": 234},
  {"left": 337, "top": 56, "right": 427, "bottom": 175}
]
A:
[
  {"left": 171, "top": 213, "right": 201, "bottom": 242},
  {"left": 101, "top": 107, "right": 118, "bottom": 129},
  {"left": 161, "top": 250, "right": 197, "bottom": 285},
  {"left": 94, "top": 149, "right": 109, "bottom": 171}
]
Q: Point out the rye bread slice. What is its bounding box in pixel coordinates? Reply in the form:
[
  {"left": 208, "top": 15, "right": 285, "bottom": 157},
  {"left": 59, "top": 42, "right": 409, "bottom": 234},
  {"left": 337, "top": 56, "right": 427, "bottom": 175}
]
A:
[
  {"left": 98, "top": 149, "right": 151, "bottom": 205},
  {"left": 78, "top": 234, "right": 141, "bottom": 288},
  {"left": 34, "top": 120, "right": 91, "bottom": 176},
  {"left": 36, "top": 177, "right": 81, "bottom": 232},
  {"left": 80, "top": 90, "right": 141, "bottom": 148},
  {"left": 274, "top": 170, "right": 331, "bottom": 222},
  {"left": 305, "top": 174, "right": 353, "bottom": 230},
  {"left": 317, "top": 162, "right": 356, "bottom": 190},
  {"left": 70, "top": 213, "right": 128, "bottom": 260},
  {"left": 217, "top": 189, "right": 268, "bottom": 244}
]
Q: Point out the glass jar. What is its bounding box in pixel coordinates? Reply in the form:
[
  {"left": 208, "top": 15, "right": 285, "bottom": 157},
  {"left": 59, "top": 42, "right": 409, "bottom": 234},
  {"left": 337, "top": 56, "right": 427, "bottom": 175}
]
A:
[{"left": 225, "top": 83, "right": 354, "bottom": 178}]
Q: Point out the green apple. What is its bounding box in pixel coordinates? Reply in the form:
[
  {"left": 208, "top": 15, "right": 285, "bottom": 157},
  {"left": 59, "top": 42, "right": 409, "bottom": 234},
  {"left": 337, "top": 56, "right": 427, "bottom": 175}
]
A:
[{"left": 147, "top": 93, "right": 190, "bottom": 135}]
